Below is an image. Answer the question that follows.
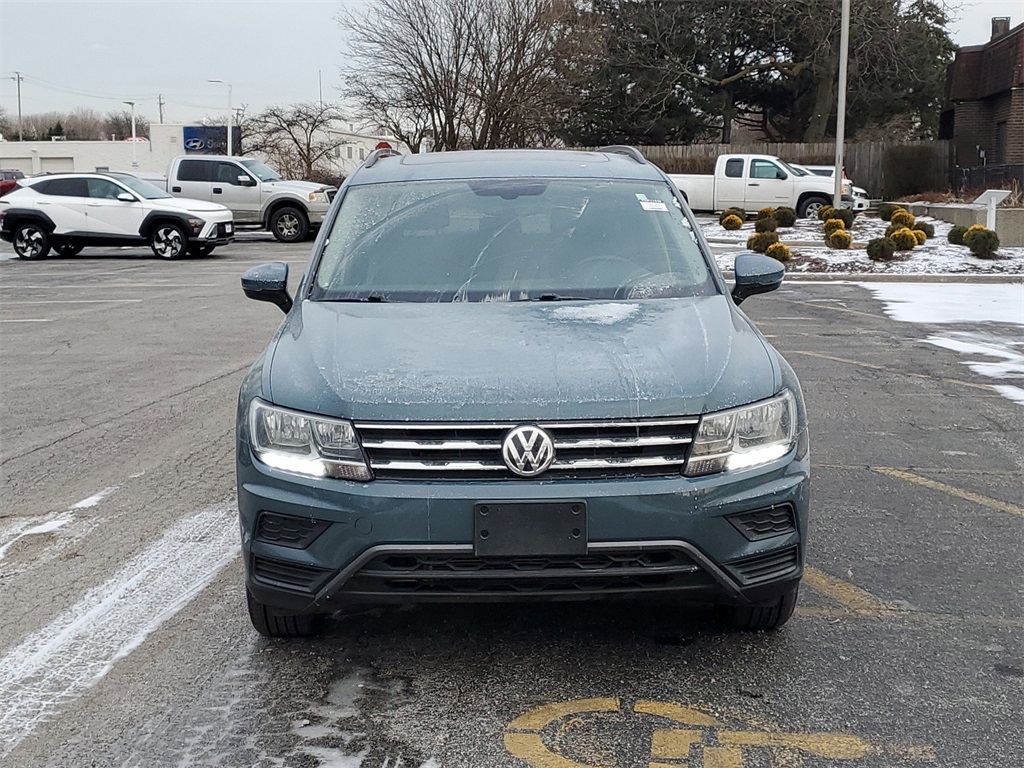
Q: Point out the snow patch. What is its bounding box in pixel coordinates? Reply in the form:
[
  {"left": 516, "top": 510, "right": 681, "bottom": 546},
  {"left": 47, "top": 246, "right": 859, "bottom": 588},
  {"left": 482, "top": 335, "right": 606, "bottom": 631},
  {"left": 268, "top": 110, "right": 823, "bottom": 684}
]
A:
[
  {"left": 992, "top": 385, "right": 1024, "bottom": 405},
  {"left": 73, "top": 486, "right": 119, "bottom": 509},
  {"left": 860, "top": 283, "right": 1024, "bottom": 325},
  {"left": 550, "top": 303, "right": 640, "bottom": 324}
]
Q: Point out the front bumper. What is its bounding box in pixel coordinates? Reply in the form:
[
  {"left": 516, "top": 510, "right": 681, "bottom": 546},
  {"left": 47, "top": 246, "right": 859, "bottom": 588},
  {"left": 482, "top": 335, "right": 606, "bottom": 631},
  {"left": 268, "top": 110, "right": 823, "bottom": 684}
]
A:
[
  {"left": 237, "top": 443, "right": 810, "bottom": 614},
  {"left": 197, "top": 218, "right": 234, "bottom": 244}
]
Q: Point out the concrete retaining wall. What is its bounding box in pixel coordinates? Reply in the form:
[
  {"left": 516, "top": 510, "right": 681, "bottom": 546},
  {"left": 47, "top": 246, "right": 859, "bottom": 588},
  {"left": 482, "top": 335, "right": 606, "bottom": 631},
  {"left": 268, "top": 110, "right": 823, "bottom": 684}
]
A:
[{"left": 902, "top": 202, "right": 1024, "bottom": 247}]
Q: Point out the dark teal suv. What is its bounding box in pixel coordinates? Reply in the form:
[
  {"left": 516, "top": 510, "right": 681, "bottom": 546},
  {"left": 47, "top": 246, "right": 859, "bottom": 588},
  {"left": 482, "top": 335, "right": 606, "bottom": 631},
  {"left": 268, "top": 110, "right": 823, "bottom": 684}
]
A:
[{"left": 237, "top": 147, "right": 809, "bottom": 637}]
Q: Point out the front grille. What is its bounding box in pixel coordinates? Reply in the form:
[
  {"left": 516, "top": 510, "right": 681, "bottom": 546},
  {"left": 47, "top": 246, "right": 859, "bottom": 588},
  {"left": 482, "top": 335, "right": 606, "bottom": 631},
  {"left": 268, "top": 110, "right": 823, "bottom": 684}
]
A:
[
  {"left": 251, "top": 556, "right": 334, "bottom": 593},
  {"left": 343, "top": 548, "right": 711, "bottom": 596},
  {"left": 356, "top": 417, "right": 698, "bottom": 480},
  {"left": 727, "top": 546, "right": 800, "bottom": 586},
  {"left": 255, "top": 512, "right": 331, "bottom": 549},
  {"left": 727, "top": 505, "right": 796, "bottom": 541},
  {"left": 216, "top": 222, "right": 232, "bottom": 237}
]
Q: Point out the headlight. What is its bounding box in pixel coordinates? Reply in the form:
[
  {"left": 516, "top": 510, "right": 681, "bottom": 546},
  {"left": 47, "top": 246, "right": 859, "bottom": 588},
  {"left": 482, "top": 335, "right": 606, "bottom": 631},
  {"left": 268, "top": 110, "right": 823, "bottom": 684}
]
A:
[
  {"left": 186, "top": 217, "right": 205, "bottom": 233},
  {"left": 308, "top": 191, "right": 329, "bottom": 203},
  {"left": 685, "top": 391, "right": 796, "bottom": 476},
  {"left": 248, "top": 399, "right": 372, "bottom": 481}
]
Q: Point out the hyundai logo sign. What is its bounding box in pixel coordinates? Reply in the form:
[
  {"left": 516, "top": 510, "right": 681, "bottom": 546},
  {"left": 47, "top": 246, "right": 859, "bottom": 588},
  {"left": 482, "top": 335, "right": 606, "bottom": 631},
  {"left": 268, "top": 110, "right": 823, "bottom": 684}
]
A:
[{"left": 184, "top": 138, "right": 205, "bottom": 151}]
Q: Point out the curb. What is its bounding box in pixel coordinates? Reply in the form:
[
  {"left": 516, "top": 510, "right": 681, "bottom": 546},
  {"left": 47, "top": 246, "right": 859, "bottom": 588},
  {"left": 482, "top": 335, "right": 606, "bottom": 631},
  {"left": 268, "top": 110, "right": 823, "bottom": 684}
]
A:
[{"left": 721, "top": 272, "right": 1024, "bottom": 283}]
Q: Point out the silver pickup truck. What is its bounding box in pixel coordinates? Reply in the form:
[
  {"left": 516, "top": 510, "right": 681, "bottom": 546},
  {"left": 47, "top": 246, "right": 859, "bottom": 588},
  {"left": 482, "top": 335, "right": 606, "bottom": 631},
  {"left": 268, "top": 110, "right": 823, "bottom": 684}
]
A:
[{"left": 164, "top": 155, "right": 336, "bottom": 243}]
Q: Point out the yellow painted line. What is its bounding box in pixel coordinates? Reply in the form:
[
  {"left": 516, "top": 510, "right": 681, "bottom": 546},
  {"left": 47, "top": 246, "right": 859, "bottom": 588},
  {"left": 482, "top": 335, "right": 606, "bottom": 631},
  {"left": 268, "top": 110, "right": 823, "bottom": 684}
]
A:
[
  {"left": 507, "top": 697, "right": 619, "bottom": 731},
  {"left": 816, "top": 463, "right": 1019, "bottom": 477},
  {"left": 703, "top": 746, "right": 744, "bottom": 768},
  {"left": 634, "top": 700, "right": 719, "bottom": 726},
  {"left": 719, "top": 731, "right": 935, "bottom": 761},
  {"left": 781, "top": 297, "right": 882, "bottom": 321},
  {"left": 803, "top": 566, "right": 897, "bottom": 614},
  {"left": 649, "top": 729, "right": 703, "bottom": 760},
  {"left": 796, "top": 604, "right": 1023, "bottom": 629},
  {"left": 790, "top": 350, "right": 995, "bottom": 392},
  {"left": 873, "top": 467, "right": 1023, "bottom": 517},
  {"left": 503, "top": 733, "right": 596, "bottom": 768}
]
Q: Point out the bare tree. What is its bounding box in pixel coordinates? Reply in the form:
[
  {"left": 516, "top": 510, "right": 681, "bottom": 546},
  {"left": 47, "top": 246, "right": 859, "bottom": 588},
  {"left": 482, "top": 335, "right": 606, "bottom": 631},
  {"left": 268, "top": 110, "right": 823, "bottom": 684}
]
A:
[
  {"left": 245, "top": 102, "right": 346, "bottom": 180},
  {"left": 338, "top": 0, "right": 596, "bottom": 151},
  {"left": 104, "top": 109, "right": 151, "bottom": 140}
]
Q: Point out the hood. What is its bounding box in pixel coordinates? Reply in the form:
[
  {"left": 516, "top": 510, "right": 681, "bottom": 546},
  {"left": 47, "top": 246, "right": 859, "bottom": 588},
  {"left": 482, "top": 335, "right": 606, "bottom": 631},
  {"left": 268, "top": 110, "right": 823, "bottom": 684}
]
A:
[
  {"left": 262, "top": 179, "right": 333, "bottom": 194},
  {"left": 155, "top": 196, "right": 229, "bottom": 214},
  {"left": 266, "top": 296, "right": 778, "bottom": 422}
]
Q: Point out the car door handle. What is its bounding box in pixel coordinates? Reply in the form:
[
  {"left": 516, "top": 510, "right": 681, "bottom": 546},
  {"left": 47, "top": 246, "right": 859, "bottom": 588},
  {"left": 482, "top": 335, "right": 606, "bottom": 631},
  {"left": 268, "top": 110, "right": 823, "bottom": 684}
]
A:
[
  {"left": 213, "top": 187, "right": 223, "bottom": 194},
  {"left": 172, "top": 186, "right": 181, "bottom": 193},
  {"left": 748, "top": 183, "right": 760, "bottom": 186},
  {"left": 88, "top": 202, "right": 103, "bottom": 207}
]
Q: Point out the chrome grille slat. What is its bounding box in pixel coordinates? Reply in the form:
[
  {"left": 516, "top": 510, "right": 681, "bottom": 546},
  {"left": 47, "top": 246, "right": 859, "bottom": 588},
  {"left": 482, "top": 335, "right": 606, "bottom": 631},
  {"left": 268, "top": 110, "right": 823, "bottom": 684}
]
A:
[{"left": 358, "top": 416, "right": 698, "bottom": 480}]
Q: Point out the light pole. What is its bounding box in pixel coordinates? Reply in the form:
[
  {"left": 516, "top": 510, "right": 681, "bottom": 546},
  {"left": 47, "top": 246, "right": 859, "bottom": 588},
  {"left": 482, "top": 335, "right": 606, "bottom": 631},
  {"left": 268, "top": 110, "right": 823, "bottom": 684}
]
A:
[
  {"left": 832, "top": 0, "right": 851, "bottom": 210},
  {"left": 123, "top": 100, "right": 138, "bottom": 167},
  {"left": 10, "top": 71, "right": 24, "bottom": 140},
  {"left": 208, "top": 79, "right": 233, "bottom": 154}
]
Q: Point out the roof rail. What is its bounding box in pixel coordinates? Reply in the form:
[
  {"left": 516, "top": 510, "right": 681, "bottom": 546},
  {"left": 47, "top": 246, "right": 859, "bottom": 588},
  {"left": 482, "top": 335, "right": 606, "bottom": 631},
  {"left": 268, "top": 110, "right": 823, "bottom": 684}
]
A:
[
  {"left": 364, "top": 147, "right": 402, "bottom": 168},
  {"left": 597, "top": 145, "right": 647, "bottom": 164}
]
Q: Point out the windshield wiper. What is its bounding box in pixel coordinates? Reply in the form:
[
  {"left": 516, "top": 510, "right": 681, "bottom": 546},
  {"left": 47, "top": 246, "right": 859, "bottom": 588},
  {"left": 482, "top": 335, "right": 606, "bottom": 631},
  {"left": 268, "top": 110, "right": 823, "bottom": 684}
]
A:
[
  {"left": 326, "top": 295, "right": 389, "bottom": 303},
  {"left": 519, "top": 294, "right": 598, "bottom": 302}
]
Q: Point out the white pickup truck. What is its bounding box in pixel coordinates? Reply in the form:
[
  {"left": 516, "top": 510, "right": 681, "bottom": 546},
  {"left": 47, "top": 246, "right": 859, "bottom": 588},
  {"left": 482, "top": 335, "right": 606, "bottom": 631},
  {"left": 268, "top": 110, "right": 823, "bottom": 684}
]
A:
[
  {"left": 669, "top": 154, "right": 852, "bottom": 219},
  {"left": 164, "top": 155, "right": 336, "bottom": 243}
]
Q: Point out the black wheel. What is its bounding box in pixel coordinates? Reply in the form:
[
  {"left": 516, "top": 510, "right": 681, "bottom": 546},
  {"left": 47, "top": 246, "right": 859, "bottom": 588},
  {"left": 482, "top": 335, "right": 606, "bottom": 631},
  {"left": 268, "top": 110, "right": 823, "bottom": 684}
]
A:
[
  {"left": 798, "top": 196, "right": 830, "bottom": 219},
  {"left": 246, "top": 588, "right": 324, "bottom": 638},
  {"left": 187, "top": 242, "right": 216, "bottom": 257},
  {"left": 54, "top": 244, "right": 84, "bottom": 256},
  {"left": 269, "top": 206, "right": 309, "bottom": 243},
  {"left": 150, "top": 222, "right": 187, "bottom": 259},
  {"left": 13, "top": 222, "right": 51, "bottom": 260},
  {"left": 727, "top": 584, "right": 799, "bottom": 631}
]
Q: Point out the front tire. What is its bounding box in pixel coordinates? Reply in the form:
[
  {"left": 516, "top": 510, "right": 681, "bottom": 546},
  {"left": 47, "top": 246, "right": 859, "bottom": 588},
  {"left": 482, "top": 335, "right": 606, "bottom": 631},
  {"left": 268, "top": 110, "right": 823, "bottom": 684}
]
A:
[
  {"left": 13, "top": 223, "right": 51, "bottom": 260},
  {"left": 150, "top": 222, "right": 187, "bottom": 259},
  {"left": 727, "top": 584, "right": 799, "bottom": 631},
  {"left": 269, "top": 206, "right": 309, "bottom": 243},
  {"left": 54, "top": 244, "right": 84, "bottom": 256},
  {"left": 246, "top": 588, "right": 324, "bottom": 638},
  {"left": 798, "top": 196, "right": 830, "bottom": 219}
]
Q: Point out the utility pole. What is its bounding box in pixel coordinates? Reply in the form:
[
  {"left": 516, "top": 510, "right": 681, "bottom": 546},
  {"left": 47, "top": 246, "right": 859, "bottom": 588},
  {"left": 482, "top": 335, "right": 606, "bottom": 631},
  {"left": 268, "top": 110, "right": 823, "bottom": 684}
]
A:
[
  {"left": 319, "top": 70, "right": 323, "bottom": 108},
  {"left": 157, "top": 94, "right": 165, "bottom": 124},
  {"left": 833, "top": 0, "right": 851, "bottom": 210},
  {"left": 10, "top": 71, "right": 24, "bottom": 140},
  {"left": 124, "top": 101, "right": 138, "bottom": 167}
]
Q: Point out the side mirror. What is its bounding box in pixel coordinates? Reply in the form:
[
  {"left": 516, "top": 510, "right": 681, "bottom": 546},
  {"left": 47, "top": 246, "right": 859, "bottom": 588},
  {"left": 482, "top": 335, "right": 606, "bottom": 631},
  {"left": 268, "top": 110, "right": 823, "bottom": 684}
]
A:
[
  {"left": 238, "top": 175, "right": 257, "bottom": 187},
  {"left": 732, "top": 252, "right": 784, "bottom": 305},
  {"left": 242, "top": 261, "right": 292, "bottom": 314},
  {"left": 776, "top": 170, "right": 788, "bottom": 180},
  {"left": 117, "top": 192, "right": 135, "bottom": 202}
]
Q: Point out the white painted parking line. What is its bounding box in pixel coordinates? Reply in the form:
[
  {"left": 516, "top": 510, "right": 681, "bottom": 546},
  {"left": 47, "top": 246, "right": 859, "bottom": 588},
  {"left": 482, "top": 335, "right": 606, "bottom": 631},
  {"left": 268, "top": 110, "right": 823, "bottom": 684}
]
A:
[
  {"left": 2, "top": 299, "right": 144, "bottom": 305},
  {"left": 0, "top": 319, "right": 52, "bottom": 323},
  {"left": 0, "top": 500, "right": 238, "bottom": 758},
  {"left": 0, "top": 488, "right": 119, "bottom": 563},
  {"left": 72, "top": 487, "right": 119, "bottom": 509},
  {"left": 0, "top": 284, "right": 220, "bottom": 289}
]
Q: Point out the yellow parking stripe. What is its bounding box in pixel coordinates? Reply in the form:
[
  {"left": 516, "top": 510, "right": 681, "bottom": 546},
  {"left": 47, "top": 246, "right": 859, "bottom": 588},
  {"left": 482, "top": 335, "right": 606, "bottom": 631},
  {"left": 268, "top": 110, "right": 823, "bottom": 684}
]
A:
[
  {"left": 790, "top": 350, "right": 995, "bottom": 392},
  {"left": 506, "top": 698, "right": 618, "bottom": 731},
  {"left": 873, "top": 467, "right": 1023, "bottom": 517},
  {"left": 802, "top": 567, "right": 897, "bottom": 614}
]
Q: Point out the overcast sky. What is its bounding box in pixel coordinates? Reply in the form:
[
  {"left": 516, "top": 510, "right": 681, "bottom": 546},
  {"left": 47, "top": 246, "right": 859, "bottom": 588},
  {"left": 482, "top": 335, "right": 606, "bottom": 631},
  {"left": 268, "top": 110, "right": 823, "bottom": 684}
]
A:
[{"left": 0, "top": 0, "right": 1020, "bottom": 125}]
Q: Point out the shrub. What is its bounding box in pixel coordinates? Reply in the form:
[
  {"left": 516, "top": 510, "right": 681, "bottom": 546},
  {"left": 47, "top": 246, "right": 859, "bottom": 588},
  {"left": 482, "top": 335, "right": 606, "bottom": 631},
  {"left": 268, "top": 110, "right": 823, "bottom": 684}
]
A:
[
  {"left": 823, "top": 218, "right": 846, "bottom": 237},
  {"left": 964, "top": 224, "right": 987, "bottom": 239},
  {"left": 719, "top": 207, "right": 746, "bottom": 224},
  {"left": 890, "top": 227, "right": 918, "bottom": 251},
  {"left": 866, "top": 237, "right": 898, "bottom": 262},
  {"left": 755, "top": 217, "right": 778, "bottom": 233},
  {"left": 948, "top": 225, "right": 968, "bottom": 245},
  {"left": 746, "top": 231, "right": 780, "bottom": 253},
  {"left": 817, "top": 205, "right": 835, "bottom": 221},
  {"left": 890, "top": 209, "right": 915, "bottom": 228},
  {"left": 721, "top": 214, "right": 744, "bottom": 231},
  {"left": 915, "top": 221, "right": 934, "bottom": 239},
  {"left": 773, "top": 207, "right": 797, "bottom": 227},
  {"left": 878, "top": 203, "right": 903, "bottom": 221},
  {"left": 826, "top": 230, "right": 852, "bottom": 249},
  {"left": 884, "top": 223, "right": 899, "bottom": 238},
  {"left": 964, "top": 227, "right": 1000, "bottom": 258},
  {"left": 765, "top": 242, "right": 792, "bottom": 262},
  {"left": 756, "top": 207, "right": 776, "bottom": 220},
  {"left": 831, "top": 208, "right": 856, "bottom": 229},
  {"left": 911, "top": 229, "right": 928, "bottom": 245}
]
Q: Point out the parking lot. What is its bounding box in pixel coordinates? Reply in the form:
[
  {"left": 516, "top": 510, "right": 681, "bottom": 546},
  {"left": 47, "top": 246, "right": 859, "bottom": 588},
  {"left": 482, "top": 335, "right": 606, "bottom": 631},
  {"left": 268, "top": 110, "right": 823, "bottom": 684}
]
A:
[{"left": 0, "top": 239, "right": 1021, "bottom": 768}]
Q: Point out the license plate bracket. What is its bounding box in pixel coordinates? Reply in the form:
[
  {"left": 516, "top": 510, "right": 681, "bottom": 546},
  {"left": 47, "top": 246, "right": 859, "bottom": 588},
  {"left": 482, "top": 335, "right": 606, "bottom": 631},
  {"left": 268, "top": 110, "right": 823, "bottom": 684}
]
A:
[{"left": 474, "top": 501, "right": 587, "bottom": 557}]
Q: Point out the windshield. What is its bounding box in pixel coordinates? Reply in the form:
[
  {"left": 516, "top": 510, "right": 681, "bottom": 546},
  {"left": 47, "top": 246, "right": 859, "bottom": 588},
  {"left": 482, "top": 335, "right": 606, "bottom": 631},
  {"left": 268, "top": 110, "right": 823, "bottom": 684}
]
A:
[
  {"left": 240, "top": 159, "right": 283, "bottom": 182},
  {"left": 786, "top": 163, "right": 809, "bottom": 177},
  {"left": 313, "top": 179, "right": 715, "bottom": 302},
  {"left": 112, "top": 174, "right": 171, "bottom": 199}
]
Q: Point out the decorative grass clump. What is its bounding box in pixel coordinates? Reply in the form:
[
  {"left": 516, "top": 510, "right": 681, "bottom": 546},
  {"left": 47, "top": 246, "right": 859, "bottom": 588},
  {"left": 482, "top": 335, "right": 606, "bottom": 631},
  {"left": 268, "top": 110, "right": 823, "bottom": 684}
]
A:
[
  {"left": 826, "top": 230, "right": 852, "bottom": 249},
  {"left": 721, "top": 214, "right": 744, "bottom": 231},
  {"left": 765, "top": 242, "right": 792, "bottom": 262},
  {"left": 746, "top": 231, "right": 780, "bottom": 253},
  {"left": 719, "top": 207, "right": 746, "bottom": 224},
  {"left": 773, "top": 207, "right": 797, "bottom": 227},
  {"left": 823, "top": 218, "right": 846, "bottom": 237},
  {"left": 878, "top": 203, "right": 903, "bottom": 221},
  {"left": 755, "top": 217, "right": 778, "bottom": 233},
  {"left": 911, "top": 229, "right": 928, "bottom": 245},
  {"left": 866, "top": 237, "right": 898, "bottom": 262},
  {"left": 890, "top": 209, "right": 915, "bottom": 229},
  {"left": 756, "top": 207, "right": 776, "bottom": 220},
  {"left": 890, "top": 227, "right": 918, "bottom": 251},
  {"left": 964, "top": 227, "right": 1000, "bottom": 258},
  {"left": 915, "top": 221, "right": 934, "bottom": 239},
  {"left": 817, "top": 205, "right": 835, "bottom": 221},
  {"left": 947, "top": 225, "right": 968, "bottom": 245}
]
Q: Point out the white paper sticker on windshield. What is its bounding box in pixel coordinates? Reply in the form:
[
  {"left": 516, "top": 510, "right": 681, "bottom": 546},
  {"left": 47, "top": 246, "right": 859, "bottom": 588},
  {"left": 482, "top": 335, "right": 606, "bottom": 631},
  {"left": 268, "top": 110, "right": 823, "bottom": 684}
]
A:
[{"left": 640, "top": 200, "right": 668, "bottom": 212}]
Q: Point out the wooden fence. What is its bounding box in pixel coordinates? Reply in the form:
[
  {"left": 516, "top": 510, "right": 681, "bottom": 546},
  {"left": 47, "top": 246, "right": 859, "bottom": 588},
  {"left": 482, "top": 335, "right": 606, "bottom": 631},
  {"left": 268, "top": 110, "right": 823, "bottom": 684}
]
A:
[{"left": 577, "top": 141, "right": 952, "bottom": 200}]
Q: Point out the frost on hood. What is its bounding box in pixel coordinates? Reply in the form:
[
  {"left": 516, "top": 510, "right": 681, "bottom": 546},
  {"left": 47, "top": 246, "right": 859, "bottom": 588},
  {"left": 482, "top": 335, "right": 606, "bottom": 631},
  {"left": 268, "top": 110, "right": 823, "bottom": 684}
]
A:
[{"left": 549, "top": 303, "right": 641, "bottom": 324}]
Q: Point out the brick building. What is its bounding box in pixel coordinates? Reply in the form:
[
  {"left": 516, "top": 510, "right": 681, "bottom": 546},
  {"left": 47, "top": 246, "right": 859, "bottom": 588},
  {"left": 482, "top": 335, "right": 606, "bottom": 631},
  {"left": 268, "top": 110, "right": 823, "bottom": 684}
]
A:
[{"left": 940, "top": 18, "right": 1023, "bottom": 173}]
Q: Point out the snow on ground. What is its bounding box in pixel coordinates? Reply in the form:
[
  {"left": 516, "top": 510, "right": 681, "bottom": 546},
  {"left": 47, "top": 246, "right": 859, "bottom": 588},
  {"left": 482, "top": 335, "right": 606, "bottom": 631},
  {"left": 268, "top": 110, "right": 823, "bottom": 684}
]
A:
[
  {"left": 861, "top": 282, "right": 1024, "bottom": 407},
  {"left": 699, "top": 213, "right": 1024, "bottom": 274}
]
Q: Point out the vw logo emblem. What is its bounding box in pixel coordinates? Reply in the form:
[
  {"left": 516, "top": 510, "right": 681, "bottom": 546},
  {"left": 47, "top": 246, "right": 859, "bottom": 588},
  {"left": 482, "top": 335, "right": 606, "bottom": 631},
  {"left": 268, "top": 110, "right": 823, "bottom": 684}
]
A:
[
  {"left": 502, "top": 425, "right": 555, "bottom": 477},
  {"left": 184, "top": 138, "right": 205, "bottom": 150}
]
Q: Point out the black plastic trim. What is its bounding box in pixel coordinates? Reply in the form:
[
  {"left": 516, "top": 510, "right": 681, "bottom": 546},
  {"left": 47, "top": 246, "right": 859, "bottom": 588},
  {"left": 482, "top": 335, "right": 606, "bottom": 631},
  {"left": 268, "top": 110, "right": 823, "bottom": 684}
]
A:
[{"left": 0, "top": 208, "right": 56, "bottom": 234}]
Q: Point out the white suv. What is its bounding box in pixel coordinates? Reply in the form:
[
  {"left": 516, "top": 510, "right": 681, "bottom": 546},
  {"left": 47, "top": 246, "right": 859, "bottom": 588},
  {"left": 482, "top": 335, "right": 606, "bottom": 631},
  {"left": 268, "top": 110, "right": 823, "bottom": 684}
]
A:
[{"left": 0, "top": 172, "right": 234, "bottom": 260}]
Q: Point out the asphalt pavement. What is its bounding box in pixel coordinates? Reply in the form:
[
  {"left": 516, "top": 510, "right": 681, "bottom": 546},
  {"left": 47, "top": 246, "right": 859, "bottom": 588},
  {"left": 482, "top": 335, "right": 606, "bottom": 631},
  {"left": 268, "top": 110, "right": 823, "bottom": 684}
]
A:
[{"left": 0, "top": 237, "right": 1020, "bottom": 768}]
